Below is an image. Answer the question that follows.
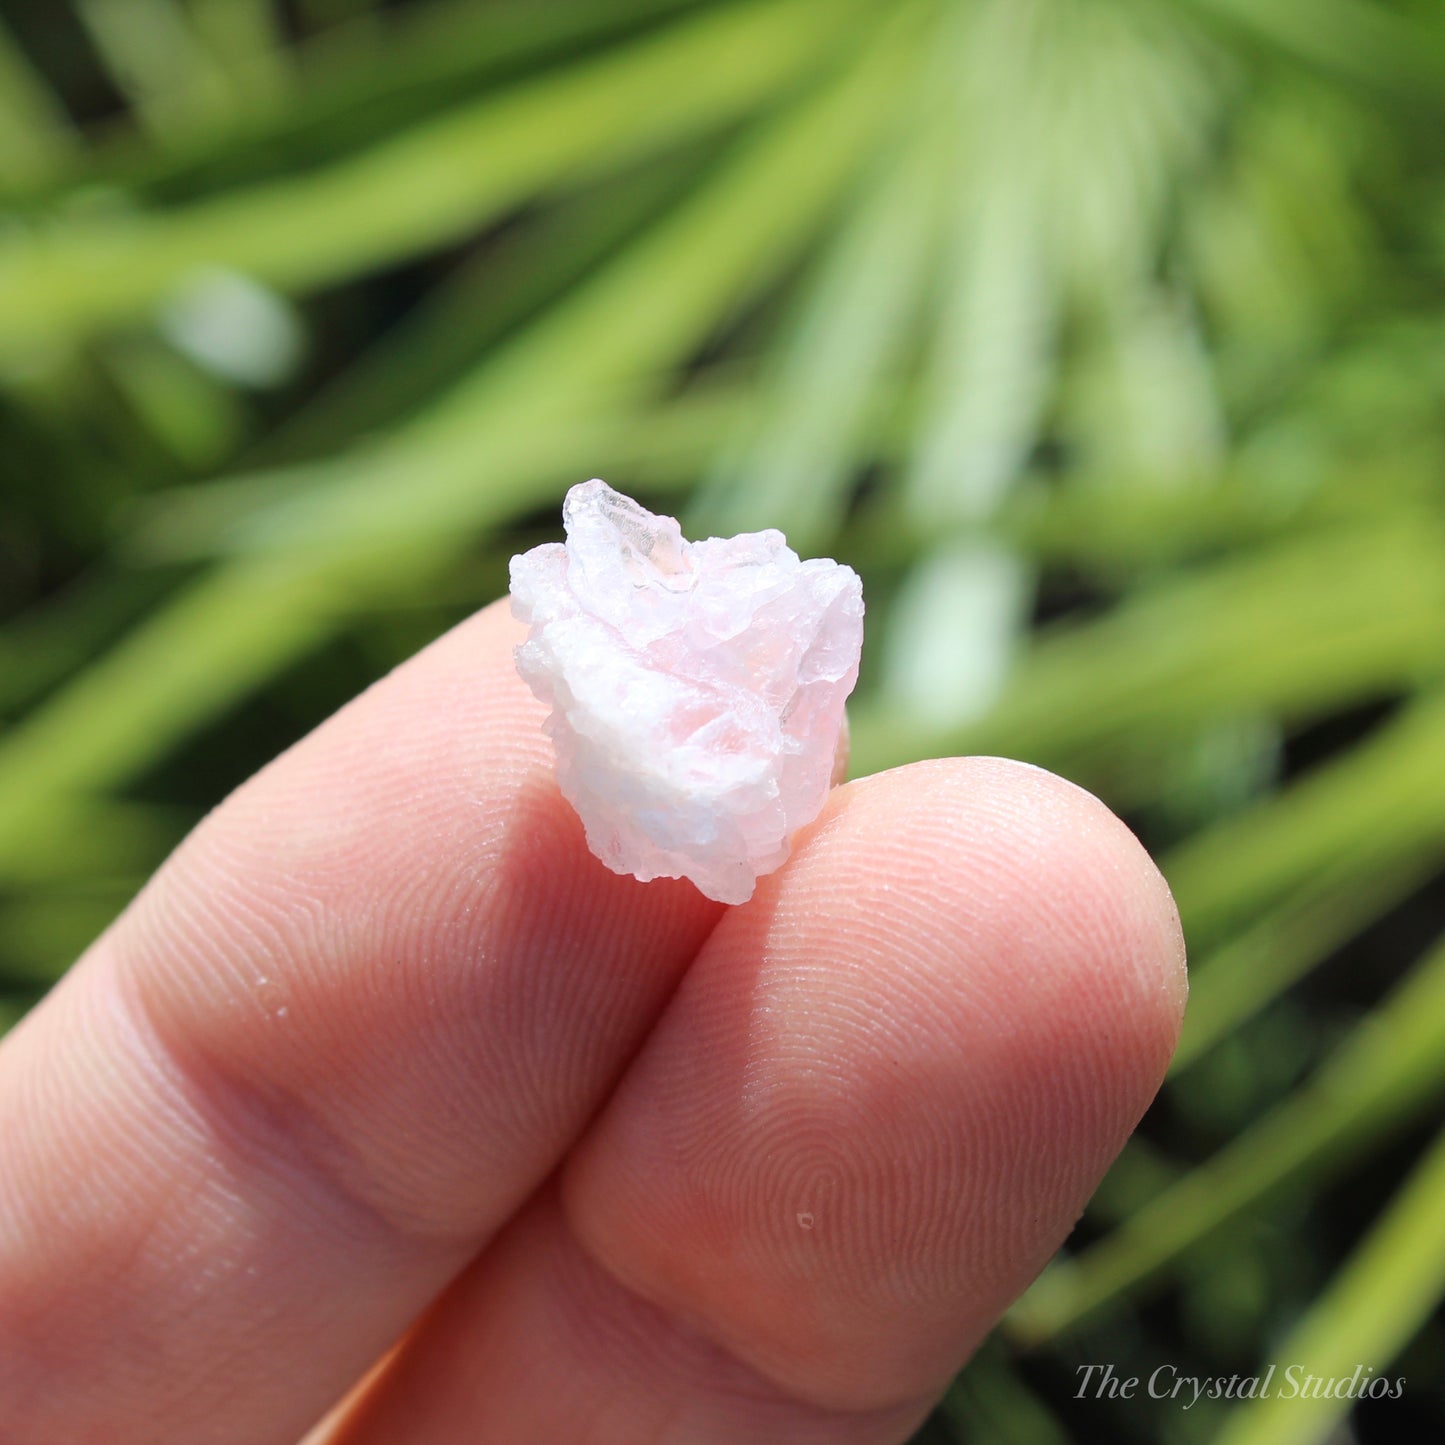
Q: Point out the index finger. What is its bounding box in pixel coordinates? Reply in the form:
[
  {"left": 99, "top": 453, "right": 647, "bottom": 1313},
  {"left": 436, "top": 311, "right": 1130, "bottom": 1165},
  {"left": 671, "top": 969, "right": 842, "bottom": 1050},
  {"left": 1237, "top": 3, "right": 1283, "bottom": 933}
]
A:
[{"left": 0, "top": 599, "right": 723, "bottom": 1445}]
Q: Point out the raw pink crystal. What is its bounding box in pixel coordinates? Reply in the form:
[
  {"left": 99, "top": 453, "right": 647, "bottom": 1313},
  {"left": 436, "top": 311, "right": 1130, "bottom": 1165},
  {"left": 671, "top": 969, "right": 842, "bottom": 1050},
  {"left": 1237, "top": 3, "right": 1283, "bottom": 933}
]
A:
[{"left": 509, "top": 480, "right": 864, "bottom": 904}]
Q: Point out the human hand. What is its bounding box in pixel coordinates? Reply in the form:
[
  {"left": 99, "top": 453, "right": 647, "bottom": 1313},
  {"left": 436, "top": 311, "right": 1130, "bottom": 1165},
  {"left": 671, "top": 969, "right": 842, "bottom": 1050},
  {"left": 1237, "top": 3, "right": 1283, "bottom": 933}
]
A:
[{"left": 0, "top": 600, "right": 1186, "bottom": 1444}]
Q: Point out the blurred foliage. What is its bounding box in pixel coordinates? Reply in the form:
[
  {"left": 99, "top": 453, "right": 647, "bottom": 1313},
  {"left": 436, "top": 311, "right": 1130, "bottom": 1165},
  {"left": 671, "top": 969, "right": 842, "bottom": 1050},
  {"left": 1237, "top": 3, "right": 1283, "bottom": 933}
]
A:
[{"left": 1, "top": 0, "right": 1444, "bottom": 1440}]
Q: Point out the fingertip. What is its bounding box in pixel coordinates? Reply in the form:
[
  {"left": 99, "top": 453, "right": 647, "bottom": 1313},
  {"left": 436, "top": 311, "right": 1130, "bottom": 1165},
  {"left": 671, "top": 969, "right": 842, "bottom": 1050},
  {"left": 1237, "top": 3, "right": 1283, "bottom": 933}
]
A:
[
  {"left": 563, "top": 754, "right": 1188, "bottom": 1411},
  {"left": 838, "top": 754, "right": 1188, "bottom": 1086}
]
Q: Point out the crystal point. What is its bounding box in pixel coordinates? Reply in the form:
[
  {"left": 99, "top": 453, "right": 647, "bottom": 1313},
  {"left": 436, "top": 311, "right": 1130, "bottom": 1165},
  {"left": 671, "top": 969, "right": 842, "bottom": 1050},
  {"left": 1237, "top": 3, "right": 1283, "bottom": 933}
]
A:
[{"left": 509, "top": 480, "right": 863, "bottom": 904}]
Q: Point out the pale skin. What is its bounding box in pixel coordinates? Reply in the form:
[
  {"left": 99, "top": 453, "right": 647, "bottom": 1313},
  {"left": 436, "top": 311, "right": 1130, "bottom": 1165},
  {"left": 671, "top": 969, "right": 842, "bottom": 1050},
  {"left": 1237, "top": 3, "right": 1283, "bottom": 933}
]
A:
[{"left": 0, "top": 600, "right": 1187, "bottom": 1444}]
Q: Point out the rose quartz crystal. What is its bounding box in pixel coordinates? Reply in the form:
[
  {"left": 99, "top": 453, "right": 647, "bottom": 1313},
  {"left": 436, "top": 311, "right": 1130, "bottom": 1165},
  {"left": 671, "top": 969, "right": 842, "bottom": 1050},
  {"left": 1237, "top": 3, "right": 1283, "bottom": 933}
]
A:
[{"left": 509, "top": 480, "right": 864, "bottom": 904}]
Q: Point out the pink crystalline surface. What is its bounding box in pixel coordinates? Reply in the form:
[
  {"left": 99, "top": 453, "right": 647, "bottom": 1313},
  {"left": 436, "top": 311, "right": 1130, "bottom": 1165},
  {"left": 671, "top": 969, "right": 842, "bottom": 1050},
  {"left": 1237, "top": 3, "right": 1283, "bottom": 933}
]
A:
[{"left": 509, "top": 480, "right": 864, "bottom": 904}]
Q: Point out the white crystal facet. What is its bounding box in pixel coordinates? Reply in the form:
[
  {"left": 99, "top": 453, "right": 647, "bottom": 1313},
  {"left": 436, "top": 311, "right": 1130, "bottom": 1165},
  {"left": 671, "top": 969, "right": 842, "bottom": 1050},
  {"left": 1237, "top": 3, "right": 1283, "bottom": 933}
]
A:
[{"left": 509, "top": 480, "right": 864, "bottom": 904}]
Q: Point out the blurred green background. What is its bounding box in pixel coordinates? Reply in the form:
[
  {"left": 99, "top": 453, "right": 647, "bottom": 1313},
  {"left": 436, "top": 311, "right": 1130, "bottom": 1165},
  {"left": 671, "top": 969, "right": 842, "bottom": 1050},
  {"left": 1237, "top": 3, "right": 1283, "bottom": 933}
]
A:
[{"left": 2, "top": 0, "right": 1444, "bottom": 1440}]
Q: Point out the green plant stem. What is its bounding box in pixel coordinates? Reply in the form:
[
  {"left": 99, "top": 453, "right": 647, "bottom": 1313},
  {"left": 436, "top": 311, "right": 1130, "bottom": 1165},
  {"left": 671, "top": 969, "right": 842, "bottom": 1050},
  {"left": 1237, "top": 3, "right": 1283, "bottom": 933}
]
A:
[
  {"left": 1212, "top": 1120, "right": 1445, "bottom": 1445},
  {"left": 70, "top": 0, "right": 707, "bottom": 204},
  {"left": 0, "top": 12, "right": 921, "bottom": 876},
  {"left": 850, "top": 520, "right": 1445, "bottom": 784},
  {"left": 1006, "top": 929, "right": 1445, "bottom": 1343},
  {"left": 1165, "top": 689, "right": 1445, "bottom": 945},
  {"left": 1173, "top": 848, "right": 1443, "bottom": 1071},
  {"left": 0, "top": 0, "right": 867, "bottom": 360},
  {"left": 0, "top": 19, "right": 75, "bottom": 190}
]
